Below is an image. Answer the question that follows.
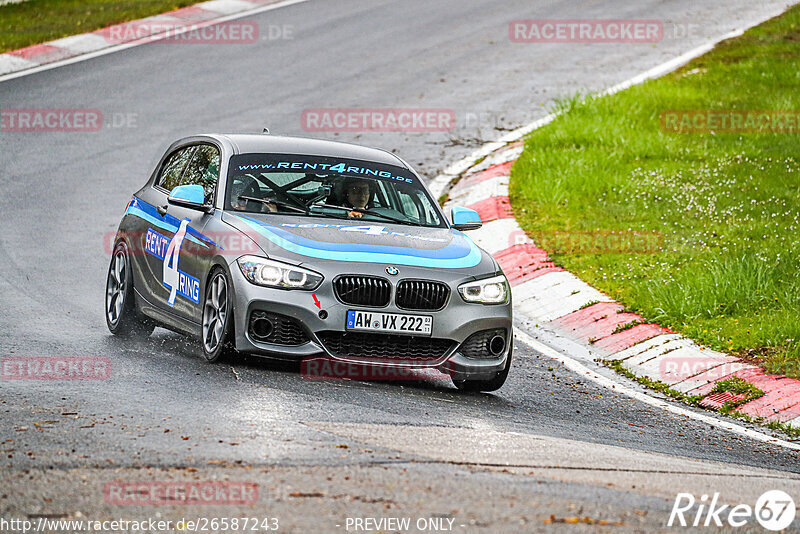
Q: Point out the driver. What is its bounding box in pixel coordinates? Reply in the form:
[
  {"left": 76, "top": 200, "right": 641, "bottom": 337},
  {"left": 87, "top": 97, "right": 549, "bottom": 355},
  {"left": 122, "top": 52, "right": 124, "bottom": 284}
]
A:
[{"left": 342, "top": 178, "right": 372, "bottom": 218}]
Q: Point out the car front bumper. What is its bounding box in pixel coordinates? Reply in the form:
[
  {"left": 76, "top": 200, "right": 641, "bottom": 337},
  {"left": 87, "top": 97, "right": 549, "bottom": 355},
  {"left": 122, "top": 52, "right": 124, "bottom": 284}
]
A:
[{"left": 227, "top": 260, "right": 513, "bottom": 380}]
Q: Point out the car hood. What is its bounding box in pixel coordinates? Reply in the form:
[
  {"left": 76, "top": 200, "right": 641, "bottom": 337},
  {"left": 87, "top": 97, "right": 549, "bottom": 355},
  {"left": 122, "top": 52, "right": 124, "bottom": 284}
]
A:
[{"left": 222, "top": 212, "right": 492, "bottom": 271}]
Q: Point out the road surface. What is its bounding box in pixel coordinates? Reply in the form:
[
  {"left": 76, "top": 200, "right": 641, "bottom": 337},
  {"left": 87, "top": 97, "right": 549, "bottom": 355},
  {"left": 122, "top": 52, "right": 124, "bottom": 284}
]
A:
[{"left": 1, "top": 0, "right": 797, "bottom": 531}]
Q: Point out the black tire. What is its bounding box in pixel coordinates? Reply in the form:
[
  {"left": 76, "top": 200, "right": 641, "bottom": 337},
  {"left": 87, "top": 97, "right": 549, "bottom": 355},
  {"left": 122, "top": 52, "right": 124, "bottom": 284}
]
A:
[
  {"left": 201, "top": 266, "right": 236, "bottom": 362},
  {"left": 105, "top": 241, "right": 154, "bottom": 338},
  {"left": 453, "top": 338, "right": 513, "bottom": 393}
]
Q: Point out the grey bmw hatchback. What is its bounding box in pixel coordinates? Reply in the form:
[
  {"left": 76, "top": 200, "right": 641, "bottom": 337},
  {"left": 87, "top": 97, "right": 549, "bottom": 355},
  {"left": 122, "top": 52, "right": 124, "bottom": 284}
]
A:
[{"left": 105, "top": 134, "right": 513, "bottom": 391}]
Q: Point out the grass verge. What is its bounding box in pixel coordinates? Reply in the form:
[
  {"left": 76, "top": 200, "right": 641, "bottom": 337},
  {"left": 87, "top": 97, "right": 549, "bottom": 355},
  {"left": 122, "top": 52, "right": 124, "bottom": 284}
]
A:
[
  {"left": 0, "top": 0, "right": 198, "bottom": 53},
  {"left": 510, "top": 6, "right": 800, "bottom": 377}
]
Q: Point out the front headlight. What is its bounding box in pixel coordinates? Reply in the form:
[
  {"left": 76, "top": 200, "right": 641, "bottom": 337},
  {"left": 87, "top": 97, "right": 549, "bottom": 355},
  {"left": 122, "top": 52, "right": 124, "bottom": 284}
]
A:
[
  {"left": 458, "top": 274, "right": 509, "bottom": 304},
  {"left": 237, "top": 255, "right": 323, "bottom": 290}
]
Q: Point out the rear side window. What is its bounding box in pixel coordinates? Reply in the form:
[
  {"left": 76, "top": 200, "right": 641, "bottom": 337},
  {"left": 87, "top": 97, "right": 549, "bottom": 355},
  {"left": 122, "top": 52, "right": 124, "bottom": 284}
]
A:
[
  {"left": 181, "top": 144, "right": 220, "bottom": 205},
  {"left": 158, "top": 146, "right": 196, "bottom": 192}
]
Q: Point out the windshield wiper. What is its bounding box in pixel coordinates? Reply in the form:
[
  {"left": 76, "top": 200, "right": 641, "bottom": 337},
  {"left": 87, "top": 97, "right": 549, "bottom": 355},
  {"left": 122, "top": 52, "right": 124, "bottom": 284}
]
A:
[
  {"left": 237, "top": 196, "right": 309, "bottom": 214},
  {"left": 316, "top": 203, "right": 412, "bottom": 226}
]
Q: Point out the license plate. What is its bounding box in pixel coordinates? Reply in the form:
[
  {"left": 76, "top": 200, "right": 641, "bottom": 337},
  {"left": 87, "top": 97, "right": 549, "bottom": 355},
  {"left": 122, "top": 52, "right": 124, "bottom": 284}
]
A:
[{"left": 346, "top": 310, "right": 432, "bottom": 336}]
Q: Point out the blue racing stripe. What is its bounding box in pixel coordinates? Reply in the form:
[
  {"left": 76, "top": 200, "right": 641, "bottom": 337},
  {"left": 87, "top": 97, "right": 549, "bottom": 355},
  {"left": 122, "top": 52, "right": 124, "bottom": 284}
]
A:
[
  {"left": 234, "top": 214, "right": 482, "bottom": 268},
  {"left": 126, "top": 197, "right": 222, "bottom": 249}
]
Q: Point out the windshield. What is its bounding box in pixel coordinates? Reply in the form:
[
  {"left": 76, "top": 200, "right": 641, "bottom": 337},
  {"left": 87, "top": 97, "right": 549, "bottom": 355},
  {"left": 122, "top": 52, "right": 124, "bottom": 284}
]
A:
[{"left": 225, "top": 153, "right": 445, "bottom": 228}]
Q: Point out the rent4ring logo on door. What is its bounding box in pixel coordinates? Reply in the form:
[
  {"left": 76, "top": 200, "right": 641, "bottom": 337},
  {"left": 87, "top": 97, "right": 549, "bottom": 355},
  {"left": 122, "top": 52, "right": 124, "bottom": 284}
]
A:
[{"left": 144, "top": 220, "right": 200, "bottom": 305}]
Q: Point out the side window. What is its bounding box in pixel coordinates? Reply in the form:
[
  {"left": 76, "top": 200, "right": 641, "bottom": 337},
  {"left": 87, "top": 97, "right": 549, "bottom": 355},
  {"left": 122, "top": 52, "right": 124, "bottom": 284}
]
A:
[
  {"left": 397, "top": 190, "right": 420, "bottom": 219},
  {"left": 157, "top": 147, "right": 195, "bottom": 192},
  {"left": 181, "top": 144, "right": 220, "bottom": 205},
  {"left": 372, "top": 181, "right": 391, "bottom": 209},
  {"left": 421, "top": 195, "right": 440, "bottom": 226},
  {"left": 395, "top": 186, "right": 426, "bottom": 222}
]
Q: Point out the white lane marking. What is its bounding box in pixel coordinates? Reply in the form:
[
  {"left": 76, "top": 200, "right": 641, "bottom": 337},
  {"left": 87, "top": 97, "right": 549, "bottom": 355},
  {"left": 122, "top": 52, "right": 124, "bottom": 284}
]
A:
[
  {"left": 0, "top": 54, "right": 37, "bottom": 75},
  {"left": 514, "top": 329, "right": 800, "bottom": 452},
  {"left": 198, "top": 0, "right": 257, "bottom": 15},
  {"left": 464, "top": 145, "right": 523, "bottom": 174},
  {"left": 0, "top": 0, "right": 313, "bottom": 83},
  {"left": 610, "top": 333, "right": 684, "bottom": 362},
  {"left": 464, "top": 219, "right": 522, "bottom": 255},
  {"left": 446, "top": 175, "right": 509, "bottom": 206},
  {"left": 427, "top": 26, "right": 775, "bottom": 200},
  {"left": 48, "top": 33, "right": 110, "bottom": 54},
  {"left": 598, "top": 330, "right": 759, "bottom": 393},
  {"left": 513, "top": 271, "right": 614, "bottom": 323}
]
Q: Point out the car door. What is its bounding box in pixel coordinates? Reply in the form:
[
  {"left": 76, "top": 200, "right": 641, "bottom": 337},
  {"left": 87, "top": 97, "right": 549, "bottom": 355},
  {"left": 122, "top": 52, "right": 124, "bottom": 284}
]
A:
[
  {"left": 166, "top": 143, "right": 221, "bottom": 323},
  {"left": 135, "top": 145, "right": 195, "bottom": 313},
  {"left": 139, "top": 143, "right": 220, "bottom": 324}
]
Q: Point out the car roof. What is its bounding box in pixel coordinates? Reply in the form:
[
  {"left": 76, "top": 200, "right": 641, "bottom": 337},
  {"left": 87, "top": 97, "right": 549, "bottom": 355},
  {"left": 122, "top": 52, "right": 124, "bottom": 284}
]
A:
[{"left": 205, "top": 134, "right": 408, "bottom": 169}]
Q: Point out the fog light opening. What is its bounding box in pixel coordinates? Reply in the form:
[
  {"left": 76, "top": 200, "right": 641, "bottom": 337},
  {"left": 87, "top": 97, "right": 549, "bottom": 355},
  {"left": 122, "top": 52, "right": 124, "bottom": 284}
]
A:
[
  {"left": 488, "top": 335, "right": 506, "bottom": 356},
  {"left": 251, "top": 317, "right": 274, "bottom": 340}
]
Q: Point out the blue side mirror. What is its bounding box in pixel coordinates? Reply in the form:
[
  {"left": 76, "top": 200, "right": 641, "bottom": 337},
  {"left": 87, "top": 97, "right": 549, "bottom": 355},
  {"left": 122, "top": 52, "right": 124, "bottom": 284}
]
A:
[
  {"left": 450, "top": 206, "right": 482, "bottom": 231},
  {"left": 168, "top": 184, "right": 208, "bottom": 211}
]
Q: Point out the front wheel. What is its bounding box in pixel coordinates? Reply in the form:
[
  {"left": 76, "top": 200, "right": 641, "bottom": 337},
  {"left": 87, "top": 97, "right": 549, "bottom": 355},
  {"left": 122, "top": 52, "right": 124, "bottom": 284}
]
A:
[
  {"left": 201, "top": 267, "right": 235, "bottom": 362},
  {"left": 452, "top": 340, "right": 513, "bottom": 393},
  {"left": 105, "top": 241, "right": 154, "bottom": 338}
]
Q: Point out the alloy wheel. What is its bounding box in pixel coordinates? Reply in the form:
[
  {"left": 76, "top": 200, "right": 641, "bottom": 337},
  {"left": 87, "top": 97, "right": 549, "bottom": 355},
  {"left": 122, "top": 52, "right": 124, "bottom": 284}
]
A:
[
  {"left": 106, "top": 250, "right": 126, "bottom": 326},
  {"left": 202, "top": 273, "right": 228, "bottom": 353}
]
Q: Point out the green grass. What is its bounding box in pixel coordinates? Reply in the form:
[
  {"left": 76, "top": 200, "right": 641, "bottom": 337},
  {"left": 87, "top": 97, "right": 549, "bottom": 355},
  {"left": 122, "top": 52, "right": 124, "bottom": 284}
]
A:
[
  {"left": 601, "top": 359, "right": 705, "bottom": 405},
  {"left": 0, "top": 0, "right": 198, "bottom": 53},
  {"left": 710, "top": 377, "right": 764, "bottom": 413},
  {"left": 510, "top": 6, "right": 800, "bottom": 377},
  {"left": 711, "top": 377, "right": 764, "bottom": 398}
]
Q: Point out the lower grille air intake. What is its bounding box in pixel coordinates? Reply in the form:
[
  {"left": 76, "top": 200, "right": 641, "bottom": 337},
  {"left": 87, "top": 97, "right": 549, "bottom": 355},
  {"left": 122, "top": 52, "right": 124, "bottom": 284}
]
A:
[
  {"left": 459, "top": 328, "right": 507, "bottom": 359},
  {"left": 248, "top": 311, "right": 309, "bottom": 345},
  {"left": 317, "top": 331, "right": 453, "bottom": 362}
]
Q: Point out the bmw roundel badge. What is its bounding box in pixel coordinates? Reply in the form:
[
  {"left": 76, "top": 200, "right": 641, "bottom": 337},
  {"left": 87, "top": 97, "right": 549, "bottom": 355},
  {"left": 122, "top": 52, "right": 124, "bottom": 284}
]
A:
[{"left": 386, "top": 266, "right": 399, "bottom": 276}]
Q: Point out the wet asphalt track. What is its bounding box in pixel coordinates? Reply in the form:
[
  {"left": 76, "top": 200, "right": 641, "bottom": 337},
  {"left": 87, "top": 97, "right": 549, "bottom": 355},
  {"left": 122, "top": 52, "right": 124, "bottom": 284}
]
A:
[{"left": 1, "top": 0, "right": 799, "bottom": 529}]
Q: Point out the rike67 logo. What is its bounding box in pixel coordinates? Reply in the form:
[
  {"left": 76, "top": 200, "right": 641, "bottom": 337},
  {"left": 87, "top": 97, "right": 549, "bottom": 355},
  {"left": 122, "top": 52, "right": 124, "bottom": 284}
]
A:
[{"left": 669, "top": 490, "right": 796, "bottom": 531}]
